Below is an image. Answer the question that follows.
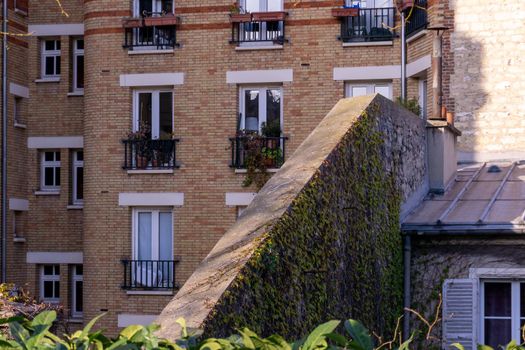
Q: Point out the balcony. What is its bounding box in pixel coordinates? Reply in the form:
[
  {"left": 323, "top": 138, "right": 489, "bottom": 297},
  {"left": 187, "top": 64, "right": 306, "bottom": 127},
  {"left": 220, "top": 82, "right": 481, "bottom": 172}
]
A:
[
  {"left": 405, "top": 0, "right": 428, "bottom": 38},
  {"left": 122, "top": 260, "right": 179, "bottom": 290},
  {"left": 334, "top": 7, "right": 396, "bottom": 43},
  {"left": 122, "top": 12, "right": 179, "bottom": 51},
  {"left": 122, "top": 139, "right": 180, "bottom": 170},
  {"left": 229, "top": 12, "right": 287, "bottom": 45},
  {"left": 229, "top": 135, "right": 288, "bottom": 169}
]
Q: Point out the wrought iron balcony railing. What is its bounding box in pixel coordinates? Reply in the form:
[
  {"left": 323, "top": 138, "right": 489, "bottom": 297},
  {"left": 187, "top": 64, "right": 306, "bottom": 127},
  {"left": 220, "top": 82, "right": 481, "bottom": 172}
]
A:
[
  {"left": 122, "top": 139, "right": 180, "bottom": 170},
  {"left": 122, "top": 13, "right": 179, "bottom": 50},
  {"left": 405, "top": 0, "right": 428, "bottom": 38},
  {"left": 229, "top": 135, "right": 288, "bottom": 169},
  {"left": 338, "top": 7, "right": 396, "bottom": 43},
  {"left": 230, "top": 12, "right": 287, "bottom": 45},
  {"left": 122, "top": 260, "right": 179, "bottom": 290}
]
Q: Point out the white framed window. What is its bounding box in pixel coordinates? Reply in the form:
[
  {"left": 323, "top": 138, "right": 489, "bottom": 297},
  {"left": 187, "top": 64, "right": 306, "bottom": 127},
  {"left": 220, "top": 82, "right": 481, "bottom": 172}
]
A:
[
  {"left": 40, "top": 265, "right": 60, "bottom": 303},
  {"left": 40, "top": 151, "right": 61, "bottom": 191},
  {"left": 72, "top": 151, "right": 83, "bottom": 205},
  {"left": 239, "top": 87, "right": 283, "bottom": 135},
  {"left": 41, "top": 39, "right": 61, "bottom": 79},
  {"left": 71, "top": 265, "right": 83, "bottom": 319},
  {"left": 480, "top": 281, "right": 525, "bottom": 348},
  {"left": 13, "top": 211, "right": 24, "bottom": 238},
  {"left": 72, "top": 39, "right": 84, "bottom": 92},
  {"left": 345, "top": 82, "right": 393, "bottom": 100},
  {"left": 133, "top": 90, "right": 174, "bottom": 140},
  {"left": 419, "top": 79, "right": 428, "bottom": 119},
  {"left": 241, "top": 0, "right": 283, "bottom": 12},
  {"left": 133, "top": 0, "right": 174, "bottom": 16},
  {"left": 345, "top": 0, "right": 393, "bottom": 7},
  {"left": 14, "top": 97, "right": 22, "bottom": 125}
]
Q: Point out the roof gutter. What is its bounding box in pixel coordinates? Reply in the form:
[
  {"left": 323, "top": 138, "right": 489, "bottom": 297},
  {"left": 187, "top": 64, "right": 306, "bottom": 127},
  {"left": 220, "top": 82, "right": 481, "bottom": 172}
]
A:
[{"left": 1, "top": 0, "right": 7, "bottom": 283}]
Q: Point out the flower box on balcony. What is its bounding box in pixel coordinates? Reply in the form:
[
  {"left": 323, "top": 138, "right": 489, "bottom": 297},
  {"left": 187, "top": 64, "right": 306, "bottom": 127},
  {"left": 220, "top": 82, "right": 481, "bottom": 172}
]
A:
[
  {"left": 230, "top": 13, "right": 252, "bottom": 23},
  {"left": 251, "top": 11, "right": 287, "bottom": 21},
  {"left": 143, "top": 14, "right": 179, "bottom": 27},
  {"left": 122, "top": 17, "right": 143, "bottom": 28},
  {"left": 331, "top": 7, "right": 359, "bottom": 17}
]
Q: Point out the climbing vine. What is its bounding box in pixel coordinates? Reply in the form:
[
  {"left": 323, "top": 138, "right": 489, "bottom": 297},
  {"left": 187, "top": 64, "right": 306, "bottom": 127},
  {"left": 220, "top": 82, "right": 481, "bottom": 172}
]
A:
[{"left": 202, "top": 107, "right": 404, "bottom": 341}]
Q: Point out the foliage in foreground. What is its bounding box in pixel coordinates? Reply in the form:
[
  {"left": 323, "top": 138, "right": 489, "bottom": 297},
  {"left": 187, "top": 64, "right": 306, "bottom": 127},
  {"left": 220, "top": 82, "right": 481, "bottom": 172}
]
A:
[{"left": 0, "top": 310, "right": 523, "bottom": 350}]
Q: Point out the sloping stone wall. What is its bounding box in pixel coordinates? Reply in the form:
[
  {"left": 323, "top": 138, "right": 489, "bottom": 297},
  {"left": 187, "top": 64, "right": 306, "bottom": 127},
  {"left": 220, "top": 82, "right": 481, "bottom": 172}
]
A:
[{"left": 156, "top": 95, "right": 427, "bottom": 340}]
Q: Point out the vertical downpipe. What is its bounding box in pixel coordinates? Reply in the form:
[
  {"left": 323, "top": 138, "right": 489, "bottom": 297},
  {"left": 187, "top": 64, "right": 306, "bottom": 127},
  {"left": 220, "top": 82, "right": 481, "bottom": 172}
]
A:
[
  {"left": 400, "top": 11, "right": 407, "bottom": 101},
  {"left": 1, "top": 0, "right": 7, "bottom": 283},
  {"left": 431, "top": 32, "right": 443, "bottom": 119},
  {"left": 402, "top": 234, "right": 412, "bottom": 340}
]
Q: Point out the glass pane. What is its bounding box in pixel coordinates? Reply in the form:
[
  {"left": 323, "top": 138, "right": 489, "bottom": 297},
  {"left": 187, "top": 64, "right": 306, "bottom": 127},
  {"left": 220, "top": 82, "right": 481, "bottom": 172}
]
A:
[
  {"left": 45, "top": 40, "right": 55, "bottom": 51},
  {"left": 44, "top": 152, "right": 54, "bottom": 161},
  {"left": 54, "top": 281, "right": 60, "bottom": 298},
  {"left": 56, "top": 40, "right": 60, "bottom": 50},
  {"left": 43, "top": 281, "right": 53, "bottom": 298},
  {"left": 161, "top": 0, "right": 173, "bottom": 13},
  {"left": 56, "top": 57, "right": 60, "bottom": 75},
  {"left": 267, "top": 0, "right": 282, "bottom": 11},
  {"left": 55, "top": 167, "right": 61, "bottom": 186},
  {"left": 55, "top": 152, "right": 60, "bottom": 161},
  {"left": 159, "top": 213, "right": 172, "bottom": 260},
  {"left": 55, "top": 265, "right": 60, "bottom": 275},
  {"left": 245, "top": 0, "right": 260, "bottom": 12},
  {"left": 374, "top": 85, "right": 391, "bottom": 99},
  {"left": 351, "top": 86, "right": 368, "bottom": 97},
  {"left": 45, "top": 57, "right": 54, "bottom": 75},
  {"left": 159, "top": 92, "right": 173, "bottom": 139},
  {"left": 76, "top": 39, "right": 84, "bottom": 50},
  {"left": 485, "top": 319, "right": 512, "bottom": 348},
  {"left": 76, "top": 167, "right": 83, "bottom": 200},
  {"left": 43, "top": 265, "right": 54, "bottom": 275},
  {"left": 76, "top": 55, "right": 84, "bottom": 89},
  {"left": 265, "top": 89, "right": 281, "bottom": 137},
  {"left": 139, "top": 0, "right": 153, "bottom": 13},
  {"left": 76, "top": 151, "right": 84, "bottom": 161},
  {"left": 44, "top": 167, "right": 54, "bottom": 186},
  {"left": 75, "top": 265, "right": 83, "bottom": 275},
  {"left": 243, "top": 90, "right": 259, "bottom": 132},
  {"left": 138, "top": 213, "right": 152, "bottom": 260},
  {"left": 485, "top": 282, "right": 512, "bottom": 316},
  {"left": 138, "top": 93, "right": 152, "bottom": 136},
  {"left": 75, "top": 281, "right": 83, "bottom": 312}
]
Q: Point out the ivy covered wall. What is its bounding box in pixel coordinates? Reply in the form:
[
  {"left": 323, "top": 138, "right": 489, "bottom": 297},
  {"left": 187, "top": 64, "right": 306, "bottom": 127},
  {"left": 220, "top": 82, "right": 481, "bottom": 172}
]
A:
[{"left": 157, "top": 95, "right": 427, "bottom": 341}]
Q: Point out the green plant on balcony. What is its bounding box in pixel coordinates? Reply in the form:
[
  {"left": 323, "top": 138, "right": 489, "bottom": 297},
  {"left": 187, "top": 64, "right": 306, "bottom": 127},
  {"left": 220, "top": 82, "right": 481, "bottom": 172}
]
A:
[
  {"left": 396, "top": 97, "right": 421, "bottom": 117},
  {"left": 127, "top": 122, "right": 151, "bottom": 168}
]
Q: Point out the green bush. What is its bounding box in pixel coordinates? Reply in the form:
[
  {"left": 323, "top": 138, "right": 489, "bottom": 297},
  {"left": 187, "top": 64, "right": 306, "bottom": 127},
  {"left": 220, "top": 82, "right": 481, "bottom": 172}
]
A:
[{"left": 0, "top": 311, "right": 522, "bottom": 350}]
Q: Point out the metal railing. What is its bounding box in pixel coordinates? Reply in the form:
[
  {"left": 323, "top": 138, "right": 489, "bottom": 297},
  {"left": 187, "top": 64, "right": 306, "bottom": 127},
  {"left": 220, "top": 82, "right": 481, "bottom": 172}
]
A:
[
  {"left": 231, "top": 20, "right": 286, "bottom": 45},
  {"left": 122, "top": 139, "right": 180, "bottom": 170},
  {"left": 122, "top": 260, "right": 178, "bottom": 290},
  {"left": 405, "top": 0, "right": 428, "bottom": 38},
  {"left": 124, "top": 25, "right": 177, "bottom": 50},
  {"left": 340, "top": 7, "right": 396, "bottom": 43},
  {"left": 229, "top": 136, "right": 288, "bottom": 169}
]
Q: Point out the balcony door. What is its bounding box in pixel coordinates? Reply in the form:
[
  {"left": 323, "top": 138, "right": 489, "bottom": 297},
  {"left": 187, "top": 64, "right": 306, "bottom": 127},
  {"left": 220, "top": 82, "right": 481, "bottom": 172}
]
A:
[
  {"left": 132, "top": 209, "right": 173, "bottom": 287},
  {"left": 134, "top": 0, "right": 173, "bottom": 16},
  {"left": 239, "top": 87, "right": 282, "bottom": 135},
  {"left": 241, "top": 0, "right": 283, "bottom": 12},
  {"left": 133, "top": 90, "right": 173, "bottom": 140},
  {"left": 239, "top": 0, "right": 283, "bottom": 43}
]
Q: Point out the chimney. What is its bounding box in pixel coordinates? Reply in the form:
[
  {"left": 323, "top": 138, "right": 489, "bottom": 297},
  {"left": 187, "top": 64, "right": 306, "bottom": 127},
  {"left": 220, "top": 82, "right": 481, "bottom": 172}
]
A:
[{"left": 426, "top": 120, "right": 461, "bottom": 193}]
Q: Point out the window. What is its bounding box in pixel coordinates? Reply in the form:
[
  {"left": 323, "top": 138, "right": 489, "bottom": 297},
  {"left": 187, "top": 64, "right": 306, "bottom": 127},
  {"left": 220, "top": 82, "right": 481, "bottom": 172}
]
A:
[
  {"left": 13, "top": 211, "right": 24, "bottom": 238},
  {"left": 132, "top": 209, "right": 173, "bottom": 287},
  {"left": 40, "top": 265, "right": 60, "bottom": 303},
  {"left": 72, "top": 39, "right": 84, "bottom": 92},
  {"left": 14, "top": 97, "right": 23, "bottom": 125},
  {"left": 241, "top": 0, "right": 283, "bottom": 12},
  {"left": 481, "top": 281, "right": 525, "bottom": 348},
  {"left": 14, "top": 0, "right": 28, "bottom": 15},
  {"left": 133, "top": 90, "right": 173, "bottom": 139},
  {"left": 71, "top": 265, "right": 83, "bottom": 318},
  {"left": 133, "top": 0, "right": 174, "bottom": 16},
  {"left": 41, "top": 151, "right": 61, "bottom": 191},
  {"left": 41, "top": 39, "right": 61, "bottom": 79},
  {"left": 345, "top": 0, "right": 393, "bottom": 7},
  {"left": 345, "top": 82, "right": 392, "bottom": 100},
  {"left": 72, "top": 151, "right": 83, "bottom": 205},
  {"left": 419, "top": 79, "right": 428, "bottom": 119},
  {"left": 239, "top": 87, "right": 282, "bottom": 135}
]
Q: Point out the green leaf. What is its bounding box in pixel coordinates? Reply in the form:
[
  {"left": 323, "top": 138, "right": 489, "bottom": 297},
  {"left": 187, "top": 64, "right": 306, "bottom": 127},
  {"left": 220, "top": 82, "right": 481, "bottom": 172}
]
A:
[
  {"left": 477, "top": 345, "right": 494, "bottom": 350},
  {"left": 302, "top": 320, "right": 340, "bottom": 350},
  {"left": 344, "top": 320, "right": 372, "bottom": 350},
  {"left": 120, "top": 325, "right": 144, "bottom": 340},
  {"left": 80, "top": 313, "right": 106, "bottom": 339},
  {"left": 9, "top": 322, "right": 30, "bottom": 348},
  {"left": 324, "top": 333, "right": 347, "bottom": 347},
  {"left": 452, "top": 344, "right": 465, "bottom": 350},
  {"left": 176, "top": 318, "right": 188, "bottom": 339},
  {"left": 30, "top": 311, "right": 56, "bottom": 328},
  {"left": 396, "top": 333, "right": 414, "bottom": 350},
  {"left": 200, "top": 340, "right": 224, "bottom": 350},
  {"left": 237, "top": 329, "right": 256, "bottom": 350}
]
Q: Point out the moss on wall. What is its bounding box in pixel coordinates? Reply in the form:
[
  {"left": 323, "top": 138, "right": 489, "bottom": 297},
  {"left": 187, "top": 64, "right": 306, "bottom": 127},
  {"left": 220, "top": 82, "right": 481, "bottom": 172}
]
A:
[{"left": 201, "top": 109, "right": 404, "bottom": 340}]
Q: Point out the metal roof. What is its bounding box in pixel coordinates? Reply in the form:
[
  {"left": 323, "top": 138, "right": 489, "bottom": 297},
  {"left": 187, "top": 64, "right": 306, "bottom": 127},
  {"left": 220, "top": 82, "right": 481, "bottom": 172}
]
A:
[{"left": 402, "top": 162, "right": 525, "bottom": 233}]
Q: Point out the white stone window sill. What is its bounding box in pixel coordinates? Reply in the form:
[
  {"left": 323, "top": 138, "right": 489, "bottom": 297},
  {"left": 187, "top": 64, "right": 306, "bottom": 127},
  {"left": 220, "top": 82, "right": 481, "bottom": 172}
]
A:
[
  {"left": 126, "top": 290, "right": 174, "bottom": 296},
  {"left": 406, "top": 29, "right": 428, "bottom": 44},
  {"left": 127, "top": 169, "right": 174, "bottom": 175},
  {"left": 34, "top": 191, "right": 60, "bottom": 196},
  {"left": 235, "top": 45, "right": 283, "bottom": 51},
  {"left": 235, "top": 168, "right": 279, "bottom": 174},
  {"left": 35, "top": 78, "right": 60, "bottom": 83},
  {"left": 67, "top": 91, "right": 84, "bottom": 97},
  {"left": 14, "top": 8, "right": 28, "bottom": 16},
  {"left": 128, "top": 49, "right": 174, "bottom": 55},
  {"left": 67, "top": 204, "right": 84, "bottom": 210},
  {"left": 67, "top": 318, "right": 84, "bottom": 324},
  {"left": 14, "top": 122, "right": 27, "bottom": 129},
  {"left": 342, "top": 41, "right": 393, "bottom": 47},
  {"left": 13, "top": 237, "right": 26, "bottom": 243}
]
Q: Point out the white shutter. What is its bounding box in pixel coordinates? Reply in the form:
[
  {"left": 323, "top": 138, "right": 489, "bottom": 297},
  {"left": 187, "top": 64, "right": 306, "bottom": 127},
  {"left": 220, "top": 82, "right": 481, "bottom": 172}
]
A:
[{"left": 442, "top": 279, "right": 478, "bottom": 350}]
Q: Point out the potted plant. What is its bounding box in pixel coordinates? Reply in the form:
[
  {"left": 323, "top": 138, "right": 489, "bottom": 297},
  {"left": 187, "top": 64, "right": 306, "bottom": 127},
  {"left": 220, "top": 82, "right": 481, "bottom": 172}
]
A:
[
  {"left": 261, "top": 120, "right": 281, "bottom": 149},
  {"left": 122, "top": 17, "right": 143, "bottom": 28},
  {"left": 229, "top": 2, "right": 252, "bottom": 22},
  {"left": 144, "top": 12, "right": 179, "bottom": 26},
  {"left": 251, "top": 11, "right": 287, "bottom": 22},
  {"left": 261, "top": 147, "right": 283, "bottom": 168},
  {"left": 127, "top": 123, "right": 150, "bottom": 169}
]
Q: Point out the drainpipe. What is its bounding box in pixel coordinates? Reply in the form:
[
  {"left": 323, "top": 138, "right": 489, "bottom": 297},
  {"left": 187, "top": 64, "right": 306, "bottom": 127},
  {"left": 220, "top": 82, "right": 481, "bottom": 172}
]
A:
[
  {"left": 400, "top": 11, "right": 407, "bottom": 101},
  {"left": 402, "top": 234, "right": 411, "bottom": 341},
  {"left": 1, "top": 0, "right": 7, "bottom": 283},
  {"left": 428, "top": 26, "right": 448, "bottom": 120}
]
